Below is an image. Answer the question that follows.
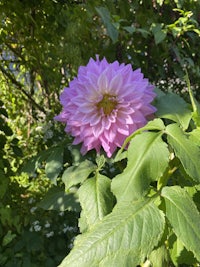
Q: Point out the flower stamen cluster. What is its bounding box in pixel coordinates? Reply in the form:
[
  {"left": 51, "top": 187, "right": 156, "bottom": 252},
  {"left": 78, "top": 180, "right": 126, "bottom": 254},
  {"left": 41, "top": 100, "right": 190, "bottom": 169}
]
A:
[{"left": 97, "top": 94, "right": 118, "bottom": 116}]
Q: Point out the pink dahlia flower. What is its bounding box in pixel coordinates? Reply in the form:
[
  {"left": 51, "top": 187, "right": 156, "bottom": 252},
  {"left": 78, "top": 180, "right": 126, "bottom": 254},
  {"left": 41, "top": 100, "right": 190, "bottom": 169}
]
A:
[{"left": 55, "top": 56, "right": 156, "bottom": 157}]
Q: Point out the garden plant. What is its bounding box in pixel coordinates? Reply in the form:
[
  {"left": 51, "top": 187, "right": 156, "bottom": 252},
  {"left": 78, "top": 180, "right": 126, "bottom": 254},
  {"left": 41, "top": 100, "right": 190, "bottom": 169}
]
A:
[{"left": 1, "top": 0, "right": 200, "bottom": 266}]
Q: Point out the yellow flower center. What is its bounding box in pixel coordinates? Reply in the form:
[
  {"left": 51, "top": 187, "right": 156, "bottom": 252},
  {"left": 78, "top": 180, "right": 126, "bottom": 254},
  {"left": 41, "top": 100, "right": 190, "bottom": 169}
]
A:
[{"left": 97, "top": 94, "right": 118, "bottom": 115}]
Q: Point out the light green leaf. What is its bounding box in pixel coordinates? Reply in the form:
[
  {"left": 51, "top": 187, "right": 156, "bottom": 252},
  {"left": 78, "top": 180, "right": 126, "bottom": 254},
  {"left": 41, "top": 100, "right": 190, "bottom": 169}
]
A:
[
  {"left": 38, "top": 187, "right": 81, "bottom": 212},
  {"left": 58, "top": 198, "right": 165, "bottom": 267},
  {"left": 189, "top": 128, "right": 200, "bottom": 146},
  {"left": 115, "top": 118, "right": 165, "bottom": 161},
  {"left": 112, "top": 131, "right": 169, "bottom": 202},
  {"left": 156, "top": 93, "right": 192, "bottom": 130},
  {"left": 166, "top": 123, "right": 200, "bottom": 183},
  {"left": 99, "top": 250, "right": 139, "bottom": 267},
  {"left": 96, "top": 7, "right": 118, "bottom": 43},
  {"left": 45, "top": 146, "right": 63, "bottom": 185},
  {"left": 169, "top": 234, "right": 197, "bottom": 266},
  {"left": 96, "top": 154, "right": 106, "bottom": 170},
  {"left": 162, "top": 186, "right": 200, "bottom": 261},
  {"left": 62, "top": 160, "right": 96, "bottom": 191},
  {"left": 78, "top": 173, "right": 114, "bottom": 228},
  {"left": 156, "top": 0, "right": 164, "bottom": 5},
  {"left": 149, "top": 245, "right": 169, "bottom": 267}
]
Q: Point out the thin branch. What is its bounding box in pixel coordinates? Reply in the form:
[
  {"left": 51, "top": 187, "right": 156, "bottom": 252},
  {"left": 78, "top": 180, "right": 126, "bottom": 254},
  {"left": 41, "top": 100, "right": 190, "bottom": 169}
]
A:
[{"left": 0, "top": 65, "right": 46, "bottom": 114}]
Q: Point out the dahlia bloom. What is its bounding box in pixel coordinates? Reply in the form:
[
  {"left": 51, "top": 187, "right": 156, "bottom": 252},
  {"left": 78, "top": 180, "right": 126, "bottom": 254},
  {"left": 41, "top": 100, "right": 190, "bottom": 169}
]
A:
[{"left": 55, "top": 56, "right": 156, "bottom": 157}]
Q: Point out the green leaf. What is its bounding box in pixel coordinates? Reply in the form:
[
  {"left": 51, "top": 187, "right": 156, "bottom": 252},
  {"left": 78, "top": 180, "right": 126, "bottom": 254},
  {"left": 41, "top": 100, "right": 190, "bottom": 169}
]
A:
[
  {"left": 151, "top": 23, "right": 167, "bottom": 44},
  {"left": 148, "top": 245, "right": 169, "bottom": 267},
  {"left": 38, "top": 187, "right": 81, "bottom": 212},
  {"left": 166, "top": 123, "right": 200, "bottom": 183},
  {"left": 156, "top": 93, "right": 192, "bottom": 130},
  {"left": 112, "top": 131, "right": 169, "bottom": 202},
  {"left": 45, "top": 146, "right": 63, "bottom": 185},
  {"left": 22, "top": 148, "right": 52, "bottom": 175},
  {"left": 169, "top": 234, "right": 197, "bottom": 266},
  {"left": 115, "top": 118, "right": 165, "bottom": 161},
  {"left": 2, "top": 230, "right": 16, "bottom": 246},
  {"left": 62, "top": 160, "right": 96, "bottom": 191},
  {"left": 96, "top": 7, "right": 118, "bottom": 43},
  {"left": 99, "top": 250, "right": 139, "bottom": 267},
  {"left": 189, "top": 128, "right": 200, "bottom": 146},
  {"left": 162, "top": 186, "right": 200, "bottom": 262},
  {"left": 58, "top": 198, "right": 165, "bottom": 267},
  {"left": 96, "top": 154, "right": 106, "bottom": 170},
  {"left": 123, "top": 26, "right": 135, "bottom": 34},
  {"left": 78, "top": 173, "right": 114, "bottom": 228}
]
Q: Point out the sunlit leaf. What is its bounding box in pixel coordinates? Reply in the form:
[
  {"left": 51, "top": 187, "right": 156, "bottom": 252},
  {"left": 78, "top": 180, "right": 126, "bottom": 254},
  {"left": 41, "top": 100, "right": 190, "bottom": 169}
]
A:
[
  {"left": 189, "top": 128, "right": 200, "bottom": 146},
  {"left": 156, "top": 93, "right": 192, "bottom": 130},
  {"left": 115, "top": 118, "right": 165, "bottom": 161},
  {"left": 162, "top": 186, "right": 200, "bottom": 262},
  {"left": 112, "top": 131, "right": 169, "bottom": 202},
  {"left": 148, "top": 245, "right": 169, "bottom": 267},
  {"left": 58, "top": 198, "right": 165, "bottom": 267},
  {"left": 78, "top": 173, "right": 114, "bottom": 228},
  {"left": 166, "top": 123, "right": 200, "bottom": 183}
]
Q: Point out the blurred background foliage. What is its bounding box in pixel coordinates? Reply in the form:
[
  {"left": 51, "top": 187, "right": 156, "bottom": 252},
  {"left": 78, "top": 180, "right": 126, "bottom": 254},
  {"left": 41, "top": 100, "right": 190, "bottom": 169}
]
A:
[{"left": 0, "top": 0, "right": 200, "bottom": 266}]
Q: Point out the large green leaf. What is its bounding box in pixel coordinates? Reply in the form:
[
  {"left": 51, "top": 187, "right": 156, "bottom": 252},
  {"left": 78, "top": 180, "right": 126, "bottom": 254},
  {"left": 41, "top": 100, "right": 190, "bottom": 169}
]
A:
[
  {"left": 166, "top": 123, "right": 200, "bottom": 183},
  {"left": 162, "top": 186, "right": 200, "bottom": 261},
  {"left": 45, "top": 146, "right": 64, "bottom": 185},
  {"left": 58, "top": 198, "right": 165, "bottom": 267},
  {"left": 156, "top": 93, "right": 192, "bottom": 130},
  {"left": 62, "top": 160, "right": 96, "bottom": 191},
  {"left": 78, "top": 173, "right": 114, "bottom": 229},
  {"left": 112, "top": 131, "right": 169, "bottom": 202}
]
